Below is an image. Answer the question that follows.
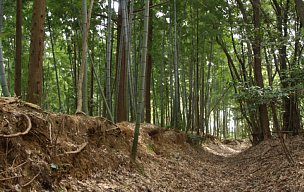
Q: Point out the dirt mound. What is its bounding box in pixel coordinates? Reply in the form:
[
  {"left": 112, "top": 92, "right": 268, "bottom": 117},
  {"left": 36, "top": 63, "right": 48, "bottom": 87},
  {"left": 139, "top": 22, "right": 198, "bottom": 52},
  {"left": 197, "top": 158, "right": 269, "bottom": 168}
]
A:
[
  {"left": 0, "top": 97, "right": 132, "bottom": 191},
  {"left": 224, "top": 136, "right": 304, "bottom": 191},
  {"left": 0, "top": 98, "right": 197, "bottom": 191},
  {"left": 1, "top": 97, "right": 304, "bottom": 191}
]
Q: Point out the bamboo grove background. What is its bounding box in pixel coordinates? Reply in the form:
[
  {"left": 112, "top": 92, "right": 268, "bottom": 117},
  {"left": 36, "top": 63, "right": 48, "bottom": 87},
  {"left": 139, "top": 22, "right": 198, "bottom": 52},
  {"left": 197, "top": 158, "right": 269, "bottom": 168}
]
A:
[{"left": 0, "top": 0, "right": 304, "bottom": 144}]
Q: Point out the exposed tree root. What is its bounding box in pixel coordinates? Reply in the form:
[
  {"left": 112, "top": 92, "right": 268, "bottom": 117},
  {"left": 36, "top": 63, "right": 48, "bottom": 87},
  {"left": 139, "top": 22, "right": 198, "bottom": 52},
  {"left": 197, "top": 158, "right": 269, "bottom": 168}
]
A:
[
  {"left": 64, "top": 142, "right": 88, "bottom": 154},
  {"left": 97, "top": 116, "right": 118, "bottom": 128},
  {"left": 0, "top": 175, "right": 22, "bottom": 181},
  {"left": 22, "top": 168, "right": 41, "bottom": 187},
  {"left": 0, "top": 113, "right": 32, "bottom": 138}
]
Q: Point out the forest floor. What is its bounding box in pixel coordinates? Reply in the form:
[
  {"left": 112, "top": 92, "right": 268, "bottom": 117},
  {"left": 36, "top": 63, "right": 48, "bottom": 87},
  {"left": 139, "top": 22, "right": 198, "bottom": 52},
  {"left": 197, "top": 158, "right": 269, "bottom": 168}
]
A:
[{"left": 1, "top": 97, "right": 304, "bottom": 191}]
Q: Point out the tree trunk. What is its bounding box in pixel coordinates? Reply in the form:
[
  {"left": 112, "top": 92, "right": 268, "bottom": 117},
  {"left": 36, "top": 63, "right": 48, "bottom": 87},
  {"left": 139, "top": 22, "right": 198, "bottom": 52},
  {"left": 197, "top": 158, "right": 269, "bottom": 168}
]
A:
[
  {"left": 28, "top": 0, "right": 46, "bottom": 105},
  {"left": 14, "top": 0, "right": 22, "bottom": 97},
  {"left": 272, "top": 0, "right": 301, "bottom": 134},
  {"left": 172, "top": 0, "right": 180, "bottom": 128},
  {"left": 145, "top": 0, "right": 153, "bottom": 123},
  {"left": 205, "top": 41, "right": 213, "bottom": 135},
  {"left": 0, "top": 0, "right": 9, "bottom": 97},
  {"left": 159, "top": 31, "right": 165, "bottom": 127},
  {"left": 47, "top": 15, "right": 62, "bottom": 112},
  {"left": 76, "top": 0, "right": 94, "bottom": 113},
  {"left": 89, "top": 34, "right": 95, "bottom": 116},
  {"left": 73, "top": 35, "right": 78, "bottom": 109},
  {"left": 116, "top": 0, "right": 127, "bottom": 122},
  {"left": 131, "top": 0, "right": 150, "bottom": 160},
  {"left": 295, "top": 0, "right": 304, "bottom": 24},
  {"left": 106, "top": 0, "right": 112, "bottom": 119},
  {"left": 252, "top": 0, "right": 270, "bottom": 143}
]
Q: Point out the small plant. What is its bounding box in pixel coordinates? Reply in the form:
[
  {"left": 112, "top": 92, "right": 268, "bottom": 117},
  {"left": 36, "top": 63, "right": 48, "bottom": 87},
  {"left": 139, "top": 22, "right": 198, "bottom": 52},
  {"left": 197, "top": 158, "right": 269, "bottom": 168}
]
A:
[
  {"left": 146, "top": 143, "right": 156, "bottom": 154},
  {"left": 135, "top": 162, "right": 146, "bottom": 176},
  {"left": 186, "top": 133, "right": 203, "bottom": 146}
]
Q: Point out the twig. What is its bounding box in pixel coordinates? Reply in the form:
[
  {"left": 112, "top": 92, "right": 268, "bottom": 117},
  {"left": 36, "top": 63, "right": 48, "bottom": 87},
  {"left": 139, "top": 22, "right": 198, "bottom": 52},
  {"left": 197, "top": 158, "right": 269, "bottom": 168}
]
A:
[
  {"left": 275, "top": 130, "right": 295, "bottom": 165},
  {"left": 20, "top": 101, "right": 41, "bottom": 110},
  {"left": 97, "top": 116, "right": 118, "bottom": 128},
  {"left": 106, "top": 127, "right": 121, "bottom": 132},
  {"left": 0, "top": 97, "right": 18, "bottom": 104},
  {"left": 0, "top": 175, "right": 22, "bottom": 181},
  {"left": 21, "top": 169, "right": 41, "bottom": 187},
  {"left": 65, "top": 142, "right": 88, "bottom": 154},
  {"left": 0, "top": 113, "right": 32, "bottom": 138},
  {"left": 48, "top": 121, "right": 52, "bottom": 144},
  {"left": 13, "top": 161, "right": 28, "bottom": 170},
  {"left": 0, "top": 161, "right": 28, "bottom": 175},
  {"left": 75, "top": 111, "right": 86, "bottom": 116}
]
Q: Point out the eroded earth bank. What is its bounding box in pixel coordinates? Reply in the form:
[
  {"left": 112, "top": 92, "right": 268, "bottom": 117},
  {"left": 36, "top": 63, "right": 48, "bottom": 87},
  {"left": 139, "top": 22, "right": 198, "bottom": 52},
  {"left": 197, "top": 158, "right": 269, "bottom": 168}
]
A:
[{"left": 0, "top": 97, "right": 304, "bottom": 191}]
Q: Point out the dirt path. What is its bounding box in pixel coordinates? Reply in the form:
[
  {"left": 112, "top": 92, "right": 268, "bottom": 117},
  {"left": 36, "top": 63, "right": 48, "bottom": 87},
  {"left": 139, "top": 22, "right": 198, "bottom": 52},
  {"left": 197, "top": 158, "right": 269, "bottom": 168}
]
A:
[
  {"left": 59, "top": 140, "right": 247, "bottom": 191},
  {"left": 58, "top": 137, "right": 304, "bottom": 192}
]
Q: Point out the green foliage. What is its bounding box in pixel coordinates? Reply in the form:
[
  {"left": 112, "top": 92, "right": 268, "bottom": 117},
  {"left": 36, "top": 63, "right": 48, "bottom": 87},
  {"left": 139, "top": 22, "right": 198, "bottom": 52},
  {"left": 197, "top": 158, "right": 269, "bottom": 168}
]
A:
[
  {"left": 186, "top": 133, "right": 202, "bottom": 146},
  {"left": 1, "top": 0, "right": 303, "bottom": 142},
  {"left": 145, "top": 143, "right": 156, "bottom": 154}
]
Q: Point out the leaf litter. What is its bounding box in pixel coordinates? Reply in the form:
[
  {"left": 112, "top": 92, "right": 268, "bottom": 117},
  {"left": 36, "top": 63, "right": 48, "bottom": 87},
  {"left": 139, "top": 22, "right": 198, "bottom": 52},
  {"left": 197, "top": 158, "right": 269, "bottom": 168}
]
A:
[{"left": 0, "top": 97, "right": 303, "bottom": 191}]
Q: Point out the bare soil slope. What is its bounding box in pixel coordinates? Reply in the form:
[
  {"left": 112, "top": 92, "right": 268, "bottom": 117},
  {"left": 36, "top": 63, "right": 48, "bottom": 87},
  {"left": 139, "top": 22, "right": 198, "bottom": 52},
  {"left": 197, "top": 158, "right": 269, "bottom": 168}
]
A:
[{"left": 0, "top": 97, "right": 303, "bottom": 191}]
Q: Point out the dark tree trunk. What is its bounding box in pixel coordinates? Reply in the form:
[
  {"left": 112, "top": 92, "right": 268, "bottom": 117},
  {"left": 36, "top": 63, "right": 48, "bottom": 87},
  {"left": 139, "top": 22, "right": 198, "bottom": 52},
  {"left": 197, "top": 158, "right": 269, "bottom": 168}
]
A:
[
  {"left": 273, "top": 0, "right": 301, "bottom": 134},
  {"left": 89, "top": 34, "right": 94, "bottom": 116},
  {"left": 27, "top": 0, "right": 46, "bottom": 105},
  {"left": 14, "top": 0, "right": 22, "bottom": 97},
  {"left": 145, "top": 0, "right": 153, "bottom": 123},
  {"left": 116, "top": 1, "right": 127, "bottom": 122},
  {"left": 295, "top": 0, "right": 304, "bottom": 25},
  {"left": 252, "top": 0, "right": 270, "bottom": 144},
  {"left": 73, "top": 35, "right": 78, "bottom": 109}
]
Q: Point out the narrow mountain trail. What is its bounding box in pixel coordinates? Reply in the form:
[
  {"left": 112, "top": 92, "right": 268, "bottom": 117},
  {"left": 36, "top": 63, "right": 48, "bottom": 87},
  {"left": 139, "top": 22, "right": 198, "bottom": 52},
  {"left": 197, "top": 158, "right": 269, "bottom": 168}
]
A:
[
  {"left": 58, "top": 135, "right": 304, "bottom": 192},
  {"left": 0, "top": 97, "right": 304, "bottom": 191},
  {"left": 58, "top": 135, "right": 251, "bottom": 191}
]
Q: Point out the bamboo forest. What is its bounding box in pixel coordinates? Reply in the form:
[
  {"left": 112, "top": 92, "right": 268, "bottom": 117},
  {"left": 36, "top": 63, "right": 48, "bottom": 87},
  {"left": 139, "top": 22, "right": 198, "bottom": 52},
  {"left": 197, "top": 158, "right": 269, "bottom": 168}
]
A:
[{"left": 0, "top": 0, "right": 304, "bottom": 191}]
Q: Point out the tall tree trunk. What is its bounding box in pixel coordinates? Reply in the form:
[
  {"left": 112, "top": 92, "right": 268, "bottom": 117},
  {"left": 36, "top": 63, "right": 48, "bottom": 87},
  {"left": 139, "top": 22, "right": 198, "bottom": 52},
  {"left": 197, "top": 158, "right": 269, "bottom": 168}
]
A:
[
  {"left": 195, "top": 7, "right": 200, "bottom": 135},
  {"left": 47, "top": 15, "right": 62, "bottom": 112},
  {"left": 76, "top": 0, "right": 94, "bottom": 113},
  {"left": 0, "top": 0, "right": 9, "bottom": 97},
  {"left": 272, "top": 0, "right": 301, "bottom": 134},
  {"left": 131, "top": 0, "right": 150, "bottom": 161},
  {"left": 159, "top": 31, "right": 165, "bottom": 127},
  {"left": 127, "top": 0, "right": 136, "bottom": 120},
  {"left": 116, "top": 0, "right": 127, "bottom": 122},
  {"left": 205, "top": 41, "right": 213, "bottom": 135},
  {"left": 73, "top": 35, "right": 78, "bottom": 109},
  {"left": 28, "top": 0, "right": 46, "bottom": 105},
  {"left": 172, "top": 0, "right": 180, "bottom": 128},
  {"left": 89, "top": 33, "right": 95, "bottom": 116},
  {"left": 223, "top": 108, "right": 227, "bottom": 139},
  {"left": 106, "top": 0, "right": 112, "bottom": 119},
  {"left": 252, "top": 0, "right": 270, "bottom": 143},
  {"left": 295, "top": 0, "right": 304, "bottom": 24},
  {"left": 14, "top": 0, "right": 22, "bottom": 97},
  {"left": 264, "top": 47, "right": 280, "bottom": 132},
  {"left": 145, "top": 0, "right": 153, "bottom": 123},
  {"left": 121, "top": 0, "right": 130, "bottom": 120}
]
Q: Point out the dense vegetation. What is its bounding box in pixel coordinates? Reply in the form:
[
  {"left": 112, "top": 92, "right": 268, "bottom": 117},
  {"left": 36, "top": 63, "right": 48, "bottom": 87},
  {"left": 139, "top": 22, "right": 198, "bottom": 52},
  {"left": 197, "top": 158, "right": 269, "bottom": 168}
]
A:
[{"left": 1, "top": 0, "right": 304, "bottom": 145}]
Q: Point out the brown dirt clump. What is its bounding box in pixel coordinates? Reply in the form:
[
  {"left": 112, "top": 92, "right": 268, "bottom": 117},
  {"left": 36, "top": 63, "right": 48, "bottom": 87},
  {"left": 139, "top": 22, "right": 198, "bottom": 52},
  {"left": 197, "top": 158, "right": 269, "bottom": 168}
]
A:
[
  {"left": 1, "top": 97, "right": 304, "bottom": 191},
  {"left": 0, "top": 97, "right": 131, "bottom": 191}
]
